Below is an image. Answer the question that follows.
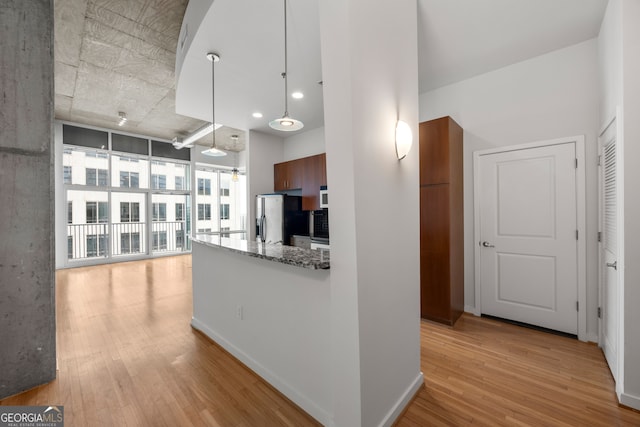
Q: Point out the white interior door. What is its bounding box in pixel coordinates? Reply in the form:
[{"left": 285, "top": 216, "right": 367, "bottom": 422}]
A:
[
  {"left": 600, "top": 123, "right": 619, "bottom": 382},
  {"left": 478, "top": 142, "right": 578, "bottom": 334}
]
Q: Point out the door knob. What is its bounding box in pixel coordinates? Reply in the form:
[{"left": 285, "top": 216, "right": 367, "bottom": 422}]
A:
[
  {"left": 606, "top": 261, "right": 617, "bottom": 270},
  {"left": 481, "top": 241, "right": 495, "bottom": 248}
]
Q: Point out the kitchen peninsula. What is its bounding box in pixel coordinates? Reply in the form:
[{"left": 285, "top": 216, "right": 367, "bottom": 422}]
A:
[{"left": 190, "top": 234, "right": 332, "bottom": 424}]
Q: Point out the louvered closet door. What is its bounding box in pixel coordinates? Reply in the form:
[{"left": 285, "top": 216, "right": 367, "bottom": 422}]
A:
[{"left": 601, "top": 135, "right": 619, "bottom": 382}]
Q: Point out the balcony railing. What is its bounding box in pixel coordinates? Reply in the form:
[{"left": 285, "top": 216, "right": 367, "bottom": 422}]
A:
[
  {"left": 67, "top": 221, "right": 189, "bottom": 260},
  {"left": 151, "top": 221, "right": 188, "bottom": 253}
]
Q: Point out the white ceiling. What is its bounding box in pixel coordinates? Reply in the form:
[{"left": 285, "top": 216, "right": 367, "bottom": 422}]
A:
[
  {"left": 176, "top": 0, "right": 608, "bottom": 137},
  {"left": 57, "top": 0, "right": 609, "bottom": 141},
  {"left": 175, "top": 0, "right": 323, "bottom": 137},
  {"left": 418, "top": 0, "right": 609, "bottom": 92}
]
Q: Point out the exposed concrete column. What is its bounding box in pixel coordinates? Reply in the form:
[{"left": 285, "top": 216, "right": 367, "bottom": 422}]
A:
[{"left": 0, "top": 0, "right": 56, "bottom": 399}]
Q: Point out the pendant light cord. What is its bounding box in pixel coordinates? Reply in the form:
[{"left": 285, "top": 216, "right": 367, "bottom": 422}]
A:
[
  {"left": 211, "top": 55, "right": 216, "bottom": 150},
  {"left": 283, "top": 0, "right": 289, "bottom": 118}
]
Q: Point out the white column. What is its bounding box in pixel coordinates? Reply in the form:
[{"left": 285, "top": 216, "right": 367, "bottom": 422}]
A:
[{"left": 319, "top": 1, "right": 423, "bottom": 425}]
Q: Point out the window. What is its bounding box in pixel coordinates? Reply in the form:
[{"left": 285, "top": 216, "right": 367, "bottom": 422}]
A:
[
  {"left": 86, "top": 201, "right": 107, "bottom": 224},
  {"left": 220, "top": 188, "right": 230, "bottom": 197},
  {"left": 175, "top": 176, "right": 184, "bottom": 190},
  {"left": 153, "top": 231, "right": 168, "bottom": 250},
  {"left": 197, "top": 228, "right": 212, "bottom": 233},
  {"left": 152, "top": 203, "right": 166, "bottom": 221},
  {"left": 221, "top": 227, "right": 230, "bottom": 238},
  {"left": 197, "top": 204, "right": 211, "bottom": 221},
  {"left": 67, "top": 236, "right": 73, "bottom": 259},
  {"left": 176, "top": 230, "right": 185, "bottom": 249},
  {"left": 86, "top": 234, "right": 108, "bottom": 257},
  {"left": 220, "top": 204, "right": 230, "bottom": 220},
  {"left": 67, "top": 202, "right": 73, "bottom": 224},
  {"left": 121, "top": 232, "right": 141, "bottom": 254},
  {"left": 120, "top": 171, "right": 139, "bottom": 188},
  {"left": 120, "top": 202, "right": 140, "bottom": 223},
  {"left": 86, "top": 152, "right": 108, "bottom": 159},
  {"left": 63, "top": 166, "right": 72, "bottom": 184},
  {"left": 175, "top": 203, "right": 185, "bottom": 221},
  {"left": 198, "top": 178, "right": 211, "bottom": 195},
  {"left": 151, "top": 174, "right": 166, "bottom": 190},
  {"left": 86, "top": 168, "right": 108, "bottom": 186}
]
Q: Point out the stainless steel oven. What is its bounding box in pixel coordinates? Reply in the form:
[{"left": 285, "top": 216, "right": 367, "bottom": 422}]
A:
[{"left": 309, "top": 209, "right": 329, "bottom": 249}]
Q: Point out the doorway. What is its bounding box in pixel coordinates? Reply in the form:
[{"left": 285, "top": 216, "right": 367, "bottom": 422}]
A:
[
  {"left": 598, "top": 115, "right": 621, "bottom": 385},
  {"left": 474, "top": 137, "right": 587, "bottom": 338}
]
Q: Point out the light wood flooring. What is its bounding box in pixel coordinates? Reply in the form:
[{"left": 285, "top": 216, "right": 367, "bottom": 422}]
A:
[{"left": 1, "top": 255, "right": 639, "bottom": 426}]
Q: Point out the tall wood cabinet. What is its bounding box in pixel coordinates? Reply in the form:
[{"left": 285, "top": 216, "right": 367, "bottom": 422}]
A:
[{"left": 419, "top": 116, "right": 464, "bottom": 326}]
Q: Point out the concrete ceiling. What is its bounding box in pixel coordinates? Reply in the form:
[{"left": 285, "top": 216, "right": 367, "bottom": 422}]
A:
[
  {"left": 53, "top": 0, "right": 221, "bottom": 147},
  {"left": 55, "top": 0, "right": 608, "bottom": 147}
]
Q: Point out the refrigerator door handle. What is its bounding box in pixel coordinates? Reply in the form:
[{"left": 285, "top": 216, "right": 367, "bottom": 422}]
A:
[{"left": 261, "top": 215, "right": 266, "bottom": 242}]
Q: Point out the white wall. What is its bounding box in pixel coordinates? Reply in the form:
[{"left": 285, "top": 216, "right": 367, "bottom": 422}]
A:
[
  {"left": 419, "top": 39, "right": 600, "bottom": 341},
  {"left": 247, "top": 131, "right": 284, "bottom": 240},
  {"left": 283, "top": 126, "right": 326, "bottom": 161},
  {"left": 191, "top": 241, "right": 332, "bottom": 424},
  {"left": 320, "top": 0, "right": 422, "bottom": 425},
  {"left": 54, "top": 123, "right": 65, "bottom": 269},
  {"left": 597, "top": 0, "right": 625, "bottom": 398},
  {"left": 620, "top": 0, "right": 640, "bottom": 409}
]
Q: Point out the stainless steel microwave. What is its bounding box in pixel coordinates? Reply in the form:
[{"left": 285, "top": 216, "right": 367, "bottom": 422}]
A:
[{"left": 319, "top": 186, "right": 328, "bottom": 209}]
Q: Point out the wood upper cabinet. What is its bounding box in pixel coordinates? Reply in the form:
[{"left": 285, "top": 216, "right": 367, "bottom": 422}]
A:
[
  {"left": 419, "top": 116, "right": 464, "bottom": 326},
  {"left": 420, "top": 116, "right": 463, "bottom": 186},
  {"left": 274, "top": 153, "right": 327, "bottom": 210},
  {"left": 274, "top": 160, "right": 303, "bottom": 191}
]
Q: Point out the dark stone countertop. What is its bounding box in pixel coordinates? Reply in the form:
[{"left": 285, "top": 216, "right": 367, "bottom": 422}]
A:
[{"left": 191, "top": 234, "right": 330, "bottom": 270}]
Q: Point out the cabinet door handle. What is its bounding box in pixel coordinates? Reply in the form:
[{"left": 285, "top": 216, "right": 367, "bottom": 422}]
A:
[{"left": 606, "top": 261, "right": 617, "bottom": 270}]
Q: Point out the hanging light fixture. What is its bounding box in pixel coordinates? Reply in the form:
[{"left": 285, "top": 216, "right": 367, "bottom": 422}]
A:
[
  {"left": 231, "top": 135, "right": 240, "bottom": 181},
  {"left": 202, "top": 52, "right": 227, "bottom": 157},
  {"left": 269, "top": 0, "right": 304, "bottom": 132}
]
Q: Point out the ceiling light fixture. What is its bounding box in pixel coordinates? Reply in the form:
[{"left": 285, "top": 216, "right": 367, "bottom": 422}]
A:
[
  {"left": 252, "top": 112, "right": 263, "bottom": 118},
  {"left": 173, "top": 122, "right": 223, "bottom": 149},
  {"left": 118, "top": 112, "right": 127, "bottom": 126},
  {"left": 269, "top": 0, "right": 304, "bottom": 132},
  {"left": 291, "top": 92, "right": 304, "bottom": 99},
  {"left": 202, "top": 52, "right": 227, "bottom": 157}
]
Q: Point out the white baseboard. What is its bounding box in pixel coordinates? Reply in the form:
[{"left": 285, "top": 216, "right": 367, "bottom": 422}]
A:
[
  {"left": 621, "top": 391, "right": 640, "bottom": 411},
  {"left": 191, "top": 317, "right": 332, "bottom": 426},
  {"left": 379, "top": 372, "right": 424, "bottom": 427},
  {"left": 465, "top": 305, "right": 480, "bottom": 316}
]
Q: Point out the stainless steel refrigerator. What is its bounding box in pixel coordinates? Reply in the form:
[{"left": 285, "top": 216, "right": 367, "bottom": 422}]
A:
[{"left": 255, "top": 194, "right": 307, "bottom": 244}]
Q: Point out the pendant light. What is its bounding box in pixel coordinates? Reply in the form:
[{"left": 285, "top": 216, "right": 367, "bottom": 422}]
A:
[
  {"left": 269, "top": 0, "right": 304, "bottom": 132},
  {"left": 202, "top": 52, "right": 227, "bottom": 157},
  {"left": 231, "top": 135, "right": 239, "bottom": 182}
]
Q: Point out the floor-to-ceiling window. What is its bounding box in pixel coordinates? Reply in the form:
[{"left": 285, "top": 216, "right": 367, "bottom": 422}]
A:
[
  {"left": 195, "top": 166, "right": 247, "bottom": 239},
  {"left": 62, "top": 124, "right": 194, "bottom": 265}
]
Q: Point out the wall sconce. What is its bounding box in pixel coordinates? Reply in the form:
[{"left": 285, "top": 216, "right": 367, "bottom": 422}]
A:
[{"left": 395, "top": 120, "right": 412, "bottom": 160}]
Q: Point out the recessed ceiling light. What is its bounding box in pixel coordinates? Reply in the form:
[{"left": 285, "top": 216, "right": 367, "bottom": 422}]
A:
[
  {"left": 252, "top": 112, "right": 263, "bottom": 118},
  {"left": 291, "top": 92, "right": 304, "bottom": 99}
]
